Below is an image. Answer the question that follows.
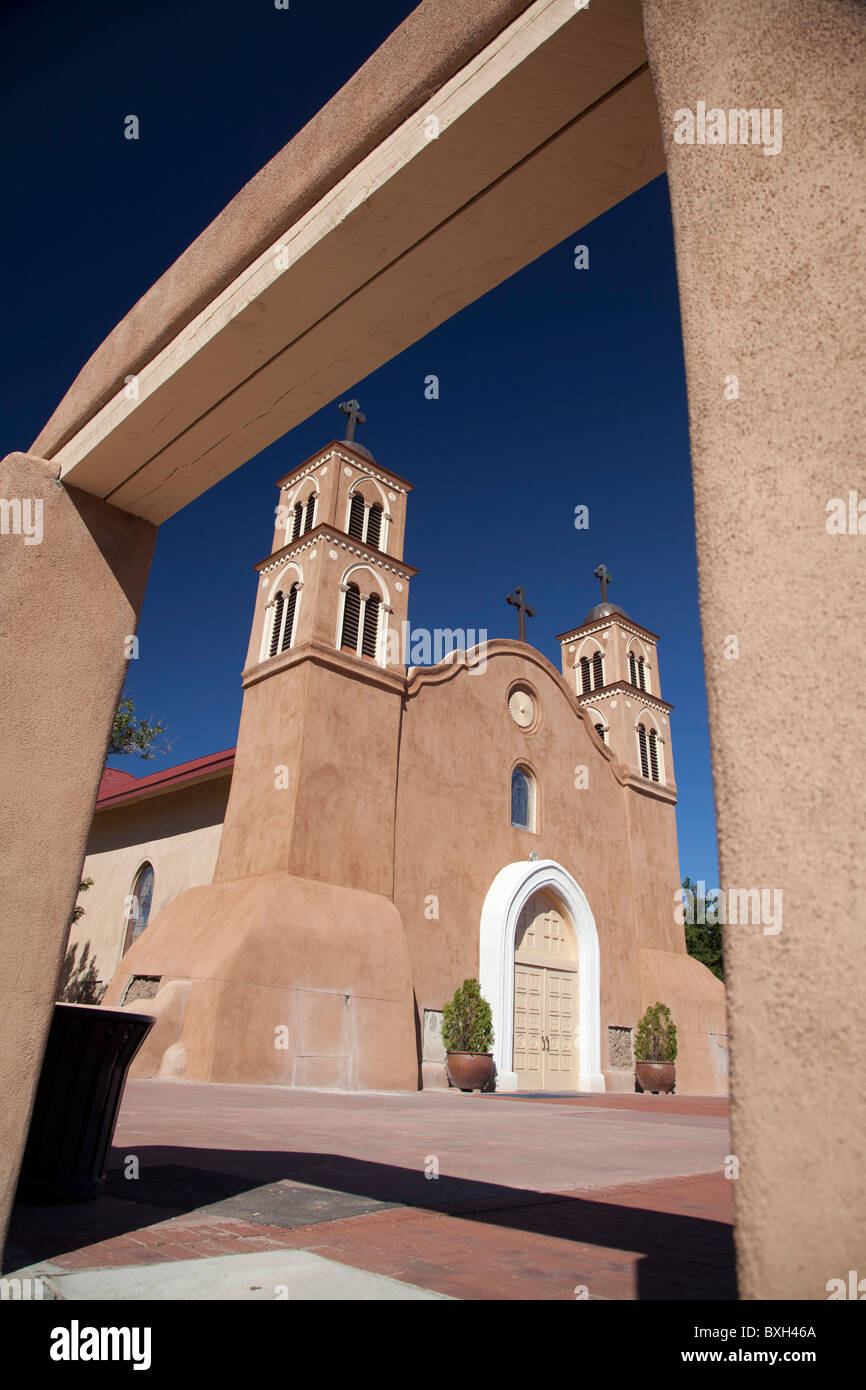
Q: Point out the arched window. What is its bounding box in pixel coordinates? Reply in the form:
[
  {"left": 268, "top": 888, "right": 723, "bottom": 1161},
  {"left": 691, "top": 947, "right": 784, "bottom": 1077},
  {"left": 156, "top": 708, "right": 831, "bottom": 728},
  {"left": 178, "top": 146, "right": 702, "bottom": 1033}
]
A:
[
  {"left": 592, "top": 650, "right": 604, "bottom": 690},
  {"left": 511, "top": 766, "right": 535, "bottom": 830},
  {"left": 122, "top": 862, "right": 154, "bottom": 955},
  {"left": 340, "top": 583, "right": 361, "bottom": 651},
  {"left": 361, "top": 591, "right": 380, "bottom": 658},
  {"left": 291, "top": 502, "right": 303, "bottom": 540},
  {"left": 268, "top": 583, "right": 298, "bottom": 656}
]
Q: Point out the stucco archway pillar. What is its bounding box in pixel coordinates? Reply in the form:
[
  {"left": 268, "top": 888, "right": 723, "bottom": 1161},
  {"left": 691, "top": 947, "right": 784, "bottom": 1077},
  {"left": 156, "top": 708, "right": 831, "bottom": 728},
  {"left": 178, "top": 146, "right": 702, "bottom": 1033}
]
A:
[
  {"left": 642, "top": 0, "right": 866, "bottom": 1298},
  {"left": 479, "top": 860, "right": 604, "bottom": 1094},
  {"left": 0, "top": 453, "right": 155, "bottom": 1266}
]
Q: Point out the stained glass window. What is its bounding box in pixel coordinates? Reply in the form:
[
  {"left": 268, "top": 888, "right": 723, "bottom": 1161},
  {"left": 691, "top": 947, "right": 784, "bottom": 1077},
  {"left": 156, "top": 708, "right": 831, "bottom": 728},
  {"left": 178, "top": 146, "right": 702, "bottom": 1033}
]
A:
[
  {"left": 123, "top": 862, "right": 154, "bottom": 955},
  {"left": 511, "top": 766, "right": 533, "bottom": 829}
]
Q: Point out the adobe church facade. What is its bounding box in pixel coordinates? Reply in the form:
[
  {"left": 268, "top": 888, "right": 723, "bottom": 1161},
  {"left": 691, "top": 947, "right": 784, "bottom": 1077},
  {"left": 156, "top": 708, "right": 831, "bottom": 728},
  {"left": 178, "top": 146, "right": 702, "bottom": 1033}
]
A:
[{"left": 91, "top": 415, "right": 727, "bottom": 1094}]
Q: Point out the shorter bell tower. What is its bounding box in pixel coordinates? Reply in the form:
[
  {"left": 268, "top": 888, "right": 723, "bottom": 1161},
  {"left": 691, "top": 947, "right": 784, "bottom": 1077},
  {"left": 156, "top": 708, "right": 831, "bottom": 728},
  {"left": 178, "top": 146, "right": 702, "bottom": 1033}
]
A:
[{"left": 556, "top": 564, "right": 677, "bottom": 795}]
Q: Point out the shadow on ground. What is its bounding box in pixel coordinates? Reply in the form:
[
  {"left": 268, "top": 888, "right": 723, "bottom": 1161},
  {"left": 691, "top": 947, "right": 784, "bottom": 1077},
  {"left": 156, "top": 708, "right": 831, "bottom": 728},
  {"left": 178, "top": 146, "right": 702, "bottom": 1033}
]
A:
[{"left": 5, "top": 1145, "right": 736, "bottom": 1299}]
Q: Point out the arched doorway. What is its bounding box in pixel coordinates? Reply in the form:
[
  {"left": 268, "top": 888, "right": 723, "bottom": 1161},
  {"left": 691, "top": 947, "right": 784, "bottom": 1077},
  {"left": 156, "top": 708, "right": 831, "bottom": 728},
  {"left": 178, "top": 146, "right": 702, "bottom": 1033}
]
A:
[
  {"left": 479, "top": 860, "right": 604, "bottom": 1093},
  {"left": 513, "top": 889, "right": 578, "bottom": 1091}
]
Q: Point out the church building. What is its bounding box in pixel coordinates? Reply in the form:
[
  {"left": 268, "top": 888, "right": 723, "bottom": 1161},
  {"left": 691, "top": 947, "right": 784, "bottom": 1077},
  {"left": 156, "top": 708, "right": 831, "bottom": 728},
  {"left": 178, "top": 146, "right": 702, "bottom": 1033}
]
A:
[{"left": 78, "top": 408, "right": 727, "bottom": 1094}]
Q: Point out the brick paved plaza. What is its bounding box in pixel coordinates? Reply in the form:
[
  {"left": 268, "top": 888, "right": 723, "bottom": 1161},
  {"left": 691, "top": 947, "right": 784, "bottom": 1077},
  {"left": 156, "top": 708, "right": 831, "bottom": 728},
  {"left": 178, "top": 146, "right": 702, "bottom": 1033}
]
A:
[{"left": 4, "top": 1081, "right": 735, "bottom": 1300}]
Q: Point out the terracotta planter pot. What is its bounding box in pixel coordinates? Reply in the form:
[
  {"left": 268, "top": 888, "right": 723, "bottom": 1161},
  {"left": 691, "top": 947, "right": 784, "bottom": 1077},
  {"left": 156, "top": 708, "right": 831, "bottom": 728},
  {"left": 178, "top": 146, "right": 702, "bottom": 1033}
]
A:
[
  {"left": 635, "top": 1061, "right": 675, "bottom": 1094},
  {"left": 445, "top": 1051, "right": 496, "bottom": 1092}
]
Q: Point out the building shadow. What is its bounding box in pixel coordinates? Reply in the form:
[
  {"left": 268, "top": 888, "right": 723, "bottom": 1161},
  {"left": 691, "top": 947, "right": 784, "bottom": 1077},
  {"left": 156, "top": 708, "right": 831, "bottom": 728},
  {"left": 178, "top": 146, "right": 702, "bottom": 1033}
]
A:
[{"left": 4, "top": 1144, "right": 736, "bottom": 1299}]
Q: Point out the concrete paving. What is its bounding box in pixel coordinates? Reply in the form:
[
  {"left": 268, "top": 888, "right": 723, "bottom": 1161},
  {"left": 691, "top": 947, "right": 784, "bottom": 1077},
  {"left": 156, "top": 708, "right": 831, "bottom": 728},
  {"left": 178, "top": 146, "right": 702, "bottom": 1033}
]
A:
[
  {"left": 9, "top": 1249, "right": 450, "bottom": 1301},
  {"left": 3, "top": 1082, "right": 735, "bottom": 1300}
]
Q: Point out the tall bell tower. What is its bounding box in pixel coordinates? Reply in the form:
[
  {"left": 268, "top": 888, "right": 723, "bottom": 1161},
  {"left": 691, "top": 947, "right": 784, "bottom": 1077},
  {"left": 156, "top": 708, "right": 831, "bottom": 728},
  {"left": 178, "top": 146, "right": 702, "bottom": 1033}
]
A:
[
  {"left": 214, "top": 402, "right": 418, "bottom": 893},
  {"left": 556, "top": 564, "right": 677, "bottom": 795}
]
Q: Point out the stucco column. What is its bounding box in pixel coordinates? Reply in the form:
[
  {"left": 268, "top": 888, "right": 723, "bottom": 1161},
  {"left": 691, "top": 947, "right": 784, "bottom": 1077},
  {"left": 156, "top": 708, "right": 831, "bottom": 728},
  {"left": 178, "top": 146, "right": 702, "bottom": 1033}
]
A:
[
  {"left": 0, "top": 453, "right": 155, "bottom": 1266},
  {"left": 642, "top": 1, "right": 866, "bottom": 1298}
]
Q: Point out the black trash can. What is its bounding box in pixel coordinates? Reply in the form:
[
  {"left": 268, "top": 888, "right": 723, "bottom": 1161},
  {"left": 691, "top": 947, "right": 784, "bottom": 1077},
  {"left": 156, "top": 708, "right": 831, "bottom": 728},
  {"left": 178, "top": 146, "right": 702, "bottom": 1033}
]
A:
[{"left": 16, "top": 1002, "right": 154, "bottom": 1203}]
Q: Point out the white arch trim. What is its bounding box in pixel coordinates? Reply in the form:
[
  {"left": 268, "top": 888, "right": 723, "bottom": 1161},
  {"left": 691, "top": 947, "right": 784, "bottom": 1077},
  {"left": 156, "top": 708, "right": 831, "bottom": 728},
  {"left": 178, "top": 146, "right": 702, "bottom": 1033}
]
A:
[
  {"left": 633, "top": 706, "right": 663, "bottom": 733},
  {"left": 340, "top": 561, "right": 390, "bottom": 607},
  {"left": 575, "top": 636, "right": 604, "bottom": 661},
  {"left": 267, "top": 559, "right": 303, "bottom": 602},
  {"left": 479, "top": 859, "right": 605, "bottom": 1094}
]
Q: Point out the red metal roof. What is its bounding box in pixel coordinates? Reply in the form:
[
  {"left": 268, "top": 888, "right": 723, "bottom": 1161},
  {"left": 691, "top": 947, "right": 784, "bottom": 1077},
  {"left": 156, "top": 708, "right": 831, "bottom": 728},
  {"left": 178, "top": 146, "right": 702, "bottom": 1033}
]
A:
[
  {"left": 97, "top": 766, "right": 140, "bottom": 798},
  {"left": 96, "top": 748, "right": 236, "bottom": 810}
]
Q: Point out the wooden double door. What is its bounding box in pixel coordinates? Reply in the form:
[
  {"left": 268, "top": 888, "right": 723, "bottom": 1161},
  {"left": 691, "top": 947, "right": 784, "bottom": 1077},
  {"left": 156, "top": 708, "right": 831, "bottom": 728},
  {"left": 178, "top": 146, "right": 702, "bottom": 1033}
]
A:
[{"left": 512, "top": 893, "right": 578, "bottom": 1090}]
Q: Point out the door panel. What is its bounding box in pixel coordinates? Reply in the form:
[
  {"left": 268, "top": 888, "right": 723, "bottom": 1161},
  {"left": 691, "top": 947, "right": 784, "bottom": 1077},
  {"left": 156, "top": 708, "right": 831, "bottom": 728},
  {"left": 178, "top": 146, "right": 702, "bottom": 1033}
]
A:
[
  {"left": 545, "top": 969, "right": 576, "bottom": 1081},
  {"left": 513, "top": 965, "right": 544, "bottom": 1089},
  {"left": 513, "top": 965, "right": 578, "bottom": 1090}
]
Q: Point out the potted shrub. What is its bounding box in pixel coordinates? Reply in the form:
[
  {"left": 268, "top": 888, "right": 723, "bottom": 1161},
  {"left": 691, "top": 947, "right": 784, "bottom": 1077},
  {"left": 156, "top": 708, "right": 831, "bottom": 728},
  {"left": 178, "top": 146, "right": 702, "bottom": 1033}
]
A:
[
  {"left": 442, "top": 978, "right": 495, "bottom": 1092},
  {"left": 635, "top": 1001, "right": 677, "bottom": 1094}
]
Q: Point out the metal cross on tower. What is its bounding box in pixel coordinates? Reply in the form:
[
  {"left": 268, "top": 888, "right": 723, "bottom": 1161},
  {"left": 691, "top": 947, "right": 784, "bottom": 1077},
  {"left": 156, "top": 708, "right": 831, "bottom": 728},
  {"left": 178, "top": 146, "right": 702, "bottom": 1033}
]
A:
[
  {"left": 338, "top": 399, "right": 366, "bottom": 442},
  {"left": 593, "top": 562, "right": 612, "bottom": 602},
  {"left": 506, "top": 585, "right": 535, "bottom": 643}
]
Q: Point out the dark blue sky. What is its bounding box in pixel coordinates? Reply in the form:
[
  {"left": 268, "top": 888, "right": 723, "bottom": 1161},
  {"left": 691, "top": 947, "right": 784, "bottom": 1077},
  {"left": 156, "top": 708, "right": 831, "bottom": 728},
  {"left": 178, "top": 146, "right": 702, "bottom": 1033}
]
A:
[{"left": 2, "top": 0, "right": 718, "bottom": 882}]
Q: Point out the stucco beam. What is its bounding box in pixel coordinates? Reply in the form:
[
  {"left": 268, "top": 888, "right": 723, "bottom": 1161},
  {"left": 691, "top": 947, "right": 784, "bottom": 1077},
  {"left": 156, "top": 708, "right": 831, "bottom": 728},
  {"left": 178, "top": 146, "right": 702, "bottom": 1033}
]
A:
[{"left": 46, "top": 0, "right": 660, "bottom": 523}]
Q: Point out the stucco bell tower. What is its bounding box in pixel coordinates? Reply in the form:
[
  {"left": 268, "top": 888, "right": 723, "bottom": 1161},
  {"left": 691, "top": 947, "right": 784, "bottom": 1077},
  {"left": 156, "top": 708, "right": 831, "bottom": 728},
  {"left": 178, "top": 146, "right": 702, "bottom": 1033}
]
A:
[
  {"left": 214, "top": 403, "right": 418, "bottom": 895},
  {"left": 556, "top": 564, "right": 677, "bottom": 797},
  {"left": 104, "top": 402, "right": 422, "bottom": 1093}
]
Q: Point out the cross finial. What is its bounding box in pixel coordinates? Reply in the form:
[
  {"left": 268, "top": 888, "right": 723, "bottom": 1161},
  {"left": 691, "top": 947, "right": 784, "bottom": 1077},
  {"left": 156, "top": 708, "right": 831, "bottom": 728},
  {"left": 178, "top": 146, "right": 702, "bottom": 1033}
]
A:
[
  {"left": 593, "top": 563, "right": 612, "bottom": 603},
  {"left": 506, "top": 585, "right": 535, "bottom": 643},
  {"left": 339, "top": 399, "right": 366, "bottom": 442}
]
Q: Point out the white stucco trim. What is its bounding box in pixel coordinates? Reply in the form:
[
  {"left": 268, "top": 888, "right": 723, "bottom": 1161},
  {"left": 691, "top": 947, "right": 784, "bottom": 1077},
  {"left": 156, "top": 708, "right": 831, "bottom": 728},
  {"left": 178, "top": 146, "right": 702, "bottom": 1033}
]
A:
[{"left": 479, "top": 860, "right": 605, "bottom": 1094}]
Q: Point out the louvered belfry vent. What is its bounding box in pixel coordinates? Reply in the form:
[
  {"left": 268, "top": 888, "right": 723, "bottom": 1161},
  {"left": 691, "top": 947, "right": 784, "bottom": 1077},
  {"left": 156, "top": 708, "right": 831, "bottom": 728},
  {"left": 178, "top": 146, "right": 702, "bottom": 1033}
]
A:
[
  {"left": 648, "top": 728, "right": 660, "bottom": 781},
  {"left": 629, "top": 651, "right": 638, "bottom": 685},
  {"left": 638, "top": 725, "right": 650, "bottom": 779},
  {"left": 269, "top": 591, "right": 284, "bottom": 657},
  {"left": 361, "top": 592, "right": 380, "bottom": 658},
  {"left": 303, "top": 494, "right": 316, "bottom": 534},
  {"left": 348, "top": 495, "right": 365, "bottom": 539},
  {"left": 282, "top": 584, "right": 298, "bottom": 651},
  {"left": 592, "top": 650, "right": 604, "bottom": 689},
  {"left": 341, "top": 584, "right": 361, "bottom": 650},
  {"left": 580, "top": 656, "right": 591, "bottom": 694},
  {"left": 638, "top": 656, "right": 647, "bottom": 691},
  {"left": 291, "top": 503, "right": 303, "bottom": 540},
  {"left": 366, "top": 503, "right": 383, "bottom": 550}
]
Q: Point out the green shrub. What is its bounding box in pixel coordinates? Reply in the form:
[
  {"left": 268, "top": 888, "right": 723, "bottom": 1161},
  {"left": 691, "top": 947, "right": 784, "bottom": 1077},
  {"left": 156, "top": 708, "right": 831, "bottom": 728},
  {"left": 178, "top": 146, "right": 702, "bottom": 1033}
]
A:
[
  {"left": 441, "top": 978, "right": 494, "bottom": 1053},
  {"left": 635, "top": 1001, "right": 678, "bottom": 1063}
]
